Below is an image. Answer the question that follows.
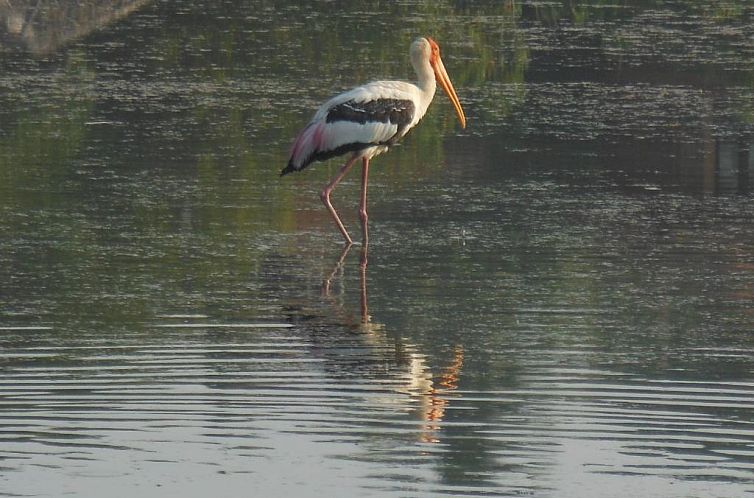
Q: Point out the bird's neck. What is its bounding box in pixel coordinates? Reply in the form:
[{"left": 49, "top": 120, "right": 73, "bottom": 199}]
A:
[{"left": 415, "top": 59, "right": 437, "bottom": 104}]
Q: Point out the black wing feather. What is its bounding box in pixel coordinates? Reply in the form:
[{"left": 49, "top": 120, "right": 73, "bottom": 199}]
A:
[
  {"left": 282, "top": 98, "right": 416, "bottom": 176},
  {"left": 326, "top": 98, "right": 415, "bottom": 145}
]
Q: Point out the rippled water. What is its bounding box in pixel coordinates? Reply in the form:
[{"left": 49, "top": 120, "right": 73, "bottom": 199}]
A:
[{"left": 1, "top": 1, "right": 753, "bottom": 497}]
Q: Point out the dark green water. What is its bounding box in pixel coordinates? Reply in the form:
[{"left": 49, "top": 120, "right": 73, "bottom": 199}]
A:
[{"left": 1, "top": 1, "right": 753, "bottom": 496}]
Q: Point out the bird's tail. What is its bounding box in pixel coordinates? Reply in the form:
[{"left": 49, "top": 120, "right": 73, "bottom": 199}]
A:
[
  {"left": 280, "top": 162, "right": 297, "bottom": 176},
  {"left": 281, "top": 122, "right": 322, "bottom": 176}
]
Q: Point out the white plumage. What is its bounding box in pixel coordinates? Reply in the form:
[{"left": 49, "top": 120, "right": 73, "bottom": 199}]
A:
[
  {"left": 284, "top": 81, "right": 430, "bottom": 174},
  {"left": 282, "top": 37, "right": 466, "bottom": 245}
]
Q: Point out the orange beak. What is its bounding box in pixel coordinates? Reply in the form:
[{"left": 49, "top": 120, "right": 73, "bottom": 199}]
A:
[{"left": 431, "top": 55, "right": 466, "bottom": 129}]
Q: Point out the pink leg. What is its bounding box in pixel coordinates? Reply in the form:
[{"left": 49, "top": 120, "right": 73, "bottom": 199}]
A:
[
  {"left": 359, "top": 157, "right": 370, "bottom": 245},
  {"left": 321, "top": 155, "right": 359, "bottom": 245}
]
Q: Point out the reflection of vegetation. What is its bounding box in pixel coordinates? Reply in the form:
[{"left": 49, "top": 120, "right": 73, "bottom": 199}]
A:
[
  {"left": 704, "top": 2, "right": 745, "bottom": 21},
  {"left": 0, "top": 0, "right": 152, "bottom": 54},
  {"left": 520, "top": 0, "right": 752, "bottom": 94},
  {"left": 744, "top": 71, "right": 754, "bottom": 124},
  {"left": 2, "top": 0, "right": 750, "bottom": 327},
  {"left": 0, "top": 51, "right": 93, "bottom": 207},
  {"left": 522, "top": 0, "right": 751, "bottom": 23}
]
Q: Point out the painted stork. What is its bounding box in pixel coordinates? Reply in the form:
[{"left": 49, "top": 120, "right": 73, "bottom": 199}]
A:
[{"left": 281, "top": 36, "right": 466, "bottom": 245}]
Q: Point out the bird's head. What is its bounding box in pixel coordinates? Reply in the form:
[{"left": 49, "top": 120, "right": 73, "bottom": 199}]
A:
[{"left": 413, "top": 37, "right": 466, "bottom": 129}]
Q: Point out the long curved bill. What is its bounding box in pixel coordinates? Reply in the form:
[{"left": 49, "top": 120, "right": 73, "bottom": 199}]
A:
[{"left": 432, "top": 56, "right": 466, "bottom": 129}]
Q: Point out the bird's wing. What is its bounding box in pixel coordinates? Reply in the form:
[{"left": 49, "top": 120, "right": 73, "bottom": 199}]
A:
[
  {"left": 283, "top": 82, "right": 420, "bottom": 175},
  {"left": 324, "top": 97, "right": 415, "bottom": 144}
]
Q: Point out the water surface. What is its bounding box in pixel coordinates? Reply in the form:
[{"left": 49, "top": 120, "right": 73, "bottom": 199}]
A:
[{"left": 1, "top": 1, "right": 753, "bottom": 496}]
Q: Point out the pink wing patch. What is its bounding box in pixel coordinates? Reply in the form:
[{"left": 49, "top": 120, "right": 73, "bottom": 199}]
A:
[{"left": 289, "top": 122, "right": 326, "bottom": 170}]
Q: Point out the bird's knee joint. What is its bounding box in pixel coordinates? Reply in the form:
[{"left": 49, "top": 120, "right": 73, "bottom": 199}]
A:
[
  {"left": 320, "top": 189, "right": 329, "bottom": 204},
  {"left": 359, "top": 210, "right": 368, "bottom": 223}
]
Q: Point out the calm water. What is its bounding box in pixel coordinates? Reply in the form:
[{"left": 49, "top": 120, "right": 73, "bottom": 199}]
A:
[{"left": 1, "top": 1, "right": 754, "bottom": 496}]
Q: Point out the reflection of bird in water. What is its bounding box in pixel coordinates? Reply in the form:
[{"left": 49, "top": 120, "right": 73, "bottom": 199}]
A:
[
  {"left": 322, "top": 243, "right": 373, "bottom": 328},
  {"left": 322, "top": 244, "right": 463, "bottom": 443},
  {"left": 414, "top": 345, "right": 464, "bottom": 443},
  {"left": 282, "top": 37, "right": 466, "bottom": 245}
]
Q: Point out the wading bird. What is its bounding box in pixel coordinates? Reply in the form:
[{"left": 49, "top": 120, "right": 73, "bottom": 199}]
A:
[{"left": 281, "top": 37, "right": 466, "bottom": 245}]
